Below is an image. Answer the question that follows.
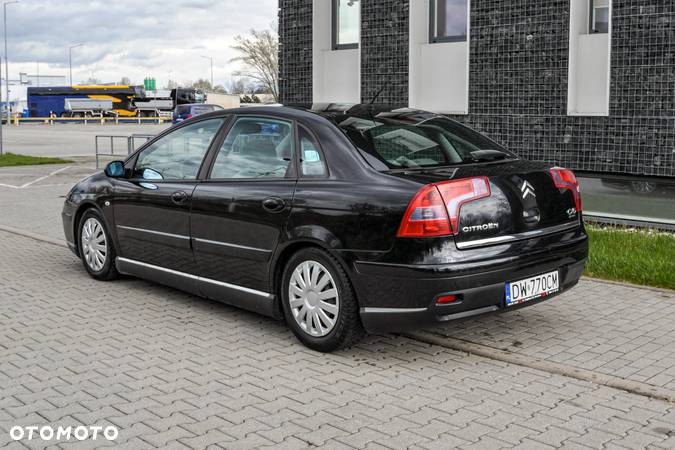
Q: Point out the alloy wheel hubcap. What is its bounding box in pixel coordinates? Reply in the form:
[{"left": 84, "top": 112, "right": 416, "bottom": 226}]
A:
[
  {"left": 81, "top": 218, "right": 107, "bottom": 272},
  {"left": 289, "top": 260, "right": 339, "bottom": 337}
]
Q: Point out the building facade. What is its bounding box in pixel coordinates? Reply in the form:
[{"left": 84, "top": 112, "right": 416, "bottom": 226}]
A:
[{"left": 279, "top": 0, "right": 674, "bottom": 179}]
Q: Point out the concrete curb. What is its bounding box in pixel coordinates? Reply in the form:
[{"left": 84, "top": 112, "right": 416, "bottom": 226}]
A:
[
  {"left": 581, "top": 276, "right": 674, "bottom": 295},
  {"left": 403, "top": 331, "right": 675, "bottom": 404},
  {"left": 0, "top": 225, "right": 67, "bottom": 248}
]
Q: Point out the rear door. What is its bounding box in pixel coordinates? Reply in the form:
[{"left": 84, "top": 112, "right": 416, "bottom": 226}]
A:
[
  {"left": 190, "top": 115, "right": 297, "bottom": 308},
  {"left": 113, "top": 117, "right": 226, "bottom": 273}
]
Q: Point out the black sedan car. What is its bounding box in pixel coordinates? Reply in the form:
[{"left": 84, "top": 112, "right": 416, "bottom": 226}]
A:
[{"left": 62, "top": 105, "right": 588, "bottom": 352}]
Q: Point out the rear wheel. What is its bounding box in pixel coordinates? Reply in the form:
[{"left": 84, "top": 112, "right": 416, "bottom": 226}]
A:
[
  {"left": 281, "top": 248, "right": 364, "bottom": 352},
  {"left": 78, "top": 209, "right": 118, "bottom": 281}
]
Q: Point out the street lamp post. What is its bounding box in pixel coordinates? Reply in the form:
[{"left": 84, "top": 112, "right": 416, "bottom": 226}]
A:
[
  {"left": 200, "top": 55, "right": 214, "bottom": 91},
  {"left": 3, "top": 1, "right": 18, "bottom": 121},
  {"left": 1, "top": 0, "right": 18, "bottom": 157},
  {"left": 69, "top": 43, "right": 83, "bottom": 86},
  {"left": 0, "top": 45, "right": 3, "bottom": 156}
]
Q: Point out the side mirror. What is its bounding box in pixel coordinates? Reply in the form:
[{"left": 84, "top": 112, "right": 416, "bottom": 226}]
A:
[{"left": 104, "top": 161, "right": 125, "bottom": 178}]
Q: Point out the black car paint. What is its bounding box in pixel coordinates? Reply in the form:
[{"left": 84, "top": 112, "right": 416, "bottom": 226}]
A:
[{"left": 62, "top": 106, "right": 588, "bottom": 332}]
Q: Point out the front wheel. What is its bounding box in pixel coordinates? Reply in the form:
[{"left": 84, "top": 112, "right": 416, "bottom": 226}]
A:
[
  {"left": 281, "top": 248, "right": 364, "bottom": 352},
  {"left": 78, "top": 209, "right": 119, "bottom": 281}
]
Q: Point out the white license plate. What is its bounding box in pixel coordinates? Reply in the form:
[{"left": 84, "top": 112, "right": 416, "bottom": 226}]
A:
[{"left": 505, "top": 270, "right": 560, "bottom": 306}]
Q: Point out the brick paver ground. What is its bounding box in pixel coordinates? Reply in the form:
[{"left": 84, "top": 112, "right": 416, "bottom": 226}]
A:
[
  {"left": 1, "top": 231, "right": 675, "bottom": 449},
  {"left": 0, "top": 165, "right": 96, "bottom": 240},
  {"left": 420, "top": 280, "right": 675, "bottom": 392}
]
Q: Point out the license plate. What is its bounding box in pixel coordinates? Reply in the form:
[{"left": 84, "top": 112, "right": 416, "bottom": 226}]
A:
[{"left": 505, "top": 270, "right": 560, "bottom": 307}]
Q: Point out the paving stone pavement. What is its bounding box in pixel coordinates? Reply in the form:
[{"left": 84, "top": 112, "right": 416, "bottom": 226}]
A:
[
  {"left": 0, "top": 165, "right": 96, "bottom": 240},
  {"left": 2, "top": 231, "right": 675, "bottom": 449},
  {"left": 419, "top": 279, "right": 675, "bottom": 392}
]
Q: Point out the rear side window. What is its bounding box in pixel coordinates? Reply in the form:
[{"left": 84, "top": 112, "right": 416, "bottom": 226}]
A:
[
  {"left": 210, "top": 117, "right": 294, "bottom": 179},
  {"left": 299, "top": 125, "right": 327, "bottom": 177}
]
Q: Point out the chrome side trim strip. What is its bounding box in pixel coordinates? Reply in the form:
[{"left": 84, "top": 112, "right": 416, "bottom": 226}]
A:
[
  {"left": 116, "top": 225, "right": 190, "bottom": 241},
  {"left": 456, "top": 221, "right": 580, "bottom": 250},
  {"left": 116, "top": 257, "right": 274, "bottom": 299},
  {"left": 361, "top": 307, "right": 428, "bottom": 314},
  {"left": 193, "top": 237, "right": 270, "bottom": 254}
]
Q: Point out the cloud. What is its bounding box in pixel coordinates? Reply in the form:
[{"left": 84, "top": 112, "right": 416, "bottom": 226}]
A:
[{"left": 4, "top": 0, "right": 277, "bottom": 86}]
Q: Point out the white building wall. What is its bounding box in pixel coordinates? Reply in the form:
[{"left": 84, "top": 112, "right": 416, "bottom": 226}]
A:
[
  {"left": 409, "top": 0, "right": 469, "bottom": 114},
  {"left": 312, "top": 0, "right": 360, "bottom": 104},
  {"left": 567, "top": 0, "right": 612, "bottom": 116}
]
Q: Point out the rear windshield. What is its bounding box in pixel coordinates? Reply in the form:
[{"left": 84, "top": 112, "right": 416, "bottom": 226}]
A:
[
  {"left": 191, "top": 105, "right": 222, "bottom": 115},
  {"left": 336, "top": 116, "right": 516, "bottom": 170}
]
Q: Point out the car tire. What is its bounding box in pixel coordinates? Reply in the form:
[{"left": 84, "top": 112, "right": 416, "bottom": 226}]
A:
[
  {"left": 281, "top": 248, "right": 365, "bottom": 352},
  {"left": 78, "top": 209, "right": 119, "bottom": 281}
]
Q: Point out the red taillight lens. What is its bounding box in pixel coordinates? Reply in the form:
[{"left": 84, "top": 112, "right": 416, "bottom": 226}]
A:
[
  {"left": 397, "top": 185, "right": 451, "bottom": 237},
  {"left": 435, "top": 177, "right": 491, "bottom": 234},
  {"left": 397, "top": 177, "right": 491, "bottom": 238},
  {"left": 550, "top": 168, "right": 581, "bottom": 212}
]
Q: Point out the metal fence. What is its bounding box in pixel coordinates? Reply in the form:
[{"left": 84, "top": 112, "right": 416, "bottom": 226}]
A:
[
  {"left": 95, "top": 134, "right": 155, "bottom": 168},
  {"left": 12, "top": 116, "right": 169, "bottom": 125}
]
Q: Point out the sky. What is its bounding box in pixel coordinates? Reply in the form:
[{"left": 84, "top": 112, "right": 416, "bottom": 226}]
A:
[{"left": 2, "top": 0, "right": 278, "bottom": 89}]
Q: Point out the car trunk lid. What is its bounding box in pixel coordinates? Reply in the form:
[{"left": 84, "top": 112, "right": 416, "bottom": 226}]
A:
[{"left": 392, "top": 159, "right": 581, "bottom": 248}]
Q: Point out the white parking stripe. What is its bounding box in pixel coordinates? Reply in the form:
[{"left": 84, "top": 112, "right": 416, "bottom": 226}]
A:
[{"left": 19, "top": 166, "right": 71, "bottom": 188}]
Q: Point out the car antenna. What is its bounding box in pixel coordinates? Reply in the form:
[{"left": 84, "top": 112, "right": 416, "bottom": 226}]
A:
[{"left": 369, "top": 79, "right": 389, "bottom": 105}]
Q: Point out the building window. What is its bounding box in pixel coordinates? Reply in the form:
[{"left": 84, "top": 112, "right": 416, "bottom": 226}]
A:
[
  {"left": 332, "top": 0, "right": 360, "bottom": 50},
  {"left": 590, "top": 0, "right": 609, "bottom": 33},
  {"left": 429, "top": 0, "right": 469, "bottom": 43}
]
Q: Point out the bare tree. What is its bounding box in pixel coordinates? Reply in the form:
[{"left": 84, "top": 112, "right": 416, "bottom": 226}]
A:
[{"left": 230, "top": 28, "right": 279, "bottom": 101}]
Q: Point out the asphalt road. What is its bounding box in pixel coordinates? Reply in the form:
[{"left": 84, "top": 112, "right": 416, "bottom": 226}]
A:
[{"left": 1, "top": 123, "right": 170, "bottom": 158}]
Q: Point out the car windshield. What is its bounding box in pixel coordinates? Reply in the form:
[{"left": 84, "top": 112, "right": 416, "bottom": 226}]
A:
[{"left": 335, "top": 114, "right": 517, "bottom": 170}]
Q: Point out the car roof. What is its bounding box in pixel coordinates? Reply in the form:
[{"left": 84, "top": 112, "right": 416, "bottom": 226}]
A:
[{"left": 193, "top": 104, "right": 443, "bottom": 127}]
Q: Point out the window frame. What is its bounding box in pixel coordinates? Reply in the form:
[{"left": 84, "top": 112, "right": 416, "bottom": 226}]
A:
[
  {"left": 204, "top": 114, "right": 299, "bottom": 182},
  {"left": 332, "top": 0, "right": 360, "bottom": 51},
  {"left": 128, "top": 116, "right": 229, "bottom": 182},
  {"left": 429, "top": 0, "right": 470, "bottom": 44},
  {"left": 589, "top": 0, "right": 610, "bottom": 34}
]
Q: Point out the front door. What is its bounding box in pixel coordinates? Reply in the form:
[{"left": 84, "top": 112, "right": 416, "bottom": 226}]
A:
[
  {"left": 191, "top": 116, "right": 297, "bottom": 311},
  {"left": 113, "top": 117, "right": 226, "bottom": 275}
]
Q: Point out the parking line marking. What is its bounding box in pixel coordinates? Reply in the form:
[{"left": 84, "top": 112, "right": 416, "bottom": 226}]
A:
[
  {"left": 19, "top": 166, "right": 71, "bottom": 188},
  {"left": 0, "top": 183, "right": 19, "bottom": 189}
]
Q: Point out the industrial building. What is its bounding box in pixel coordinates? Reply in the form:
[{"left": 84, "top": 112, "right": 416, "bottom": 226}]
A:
[{"left": 278, "top": 0, "right": 674, "bottom": 226}]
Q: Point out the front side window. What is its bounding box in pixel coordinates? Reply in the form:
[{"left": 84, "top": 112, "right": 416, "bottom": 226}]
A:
[
  {"left": 430, "top": 0, "right": 469, "bottom": 43},
  {"left": 134, "top": 118, "right": 224, "bottom": 180},
  {"left": 210, "top": 117, "right": 294, "bottom": 179},
  {"left": 332, "top": 0, "right": 360, "bottom": 50},
  {"left": 590, "top": 0, "right": 609, "bottom": 33}
]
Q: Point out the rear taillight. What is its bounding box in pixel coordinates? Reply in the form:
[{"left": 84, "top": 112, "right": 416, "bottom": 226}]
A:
[
  {"left": 435, "top": 177, "right": 491, "bottom": 233},
  {"left": 397, "top": 185, "right": 451, "bottom": 237},
  {"left": 397, "top": 177, "right": 491, "bottom": 237},
  {"left": 550, "top": 168, "right": 581, "bottom": 212}
]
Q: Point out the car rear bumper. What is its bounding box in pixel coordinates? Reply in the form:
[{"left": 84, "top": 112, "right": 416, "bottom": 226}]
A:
[
  {"left": 358, "top": 259, "right": 585, "bottom": 332},
  {"left": 352, "top": 233, "right": 588, "bottom": 333}
]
